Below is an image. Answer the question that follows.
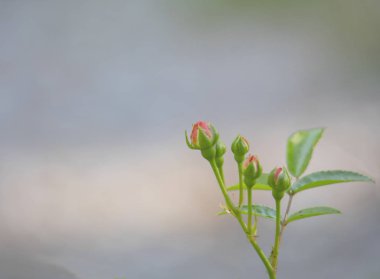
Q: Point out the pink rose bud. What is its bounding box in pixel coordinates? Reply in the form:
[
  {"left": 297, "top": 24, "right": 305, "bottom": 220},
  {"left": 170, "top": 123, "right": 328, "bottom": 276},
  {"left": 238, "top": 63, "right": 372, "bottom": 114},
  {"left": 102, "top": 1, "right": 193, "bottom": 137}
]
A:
[
  {"left": 243, "top": 154, "right": 263, "bottom": 187},
  {"left": 185, "top": 121, "right": 219, "bottom": 161},
  {"left": 231, "top": 135, "right": 250, "bottom": 163},
  {"left": 191, "top": 121, "right": 211, "bottom": 145},
  {"left": 268, "top": 166, "right": 291, "bottom": 200}
]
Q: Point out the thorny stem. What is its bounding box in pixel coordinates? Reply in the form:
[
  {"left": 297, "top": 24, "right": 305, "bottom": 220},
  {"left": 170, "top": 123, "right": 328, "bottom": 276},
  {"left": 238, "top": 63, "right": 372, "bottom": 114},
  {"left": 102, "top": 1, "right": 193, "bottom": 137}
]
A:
[{"left": 209, "top": 160, "right": 275, "bottom": 279}]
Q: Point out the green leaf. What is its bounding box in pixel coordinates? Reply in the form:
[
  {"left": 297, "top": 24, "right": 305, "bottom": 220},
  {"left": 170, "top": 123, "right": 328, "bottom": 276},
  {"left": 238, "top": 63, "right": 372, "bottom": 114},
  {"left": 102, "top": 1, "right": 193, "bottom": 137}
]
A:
[
  {"left": 218, "top": 204, "right": 277, "bottom": 220},
  {"left": 286, "top": 206, "right": 341, "bottom": 224},
  {"left": 237, "top": 204, "right": 278, "bottom": 220},
  {"left": 227, "top": 174, "right": 271, "bottom": 191},
  {"left": 290, "top": 170, "right": 374, "bottom": 194},
  {"left": 240, "top": 205, "right": 277, "bottom": 220},
  {"left": 286, "top": 128, "right": 324, "bottom": 178}
]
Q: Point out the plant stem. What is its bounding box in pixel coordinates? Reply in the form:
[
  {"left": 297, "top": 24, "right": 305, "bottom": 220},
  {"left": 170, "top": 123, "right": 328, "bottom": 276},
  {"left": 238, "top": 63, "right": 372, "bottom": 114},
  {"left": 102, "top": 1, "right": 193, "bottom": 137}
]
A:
[
  {"left": 272, "top": 199, "right": 281, "bottom": 273},
  {"left": 247, "top": 186, "right": 253, "bottom": 234},
  {"left": 218, "top": 166, "right": 225, "bottom": 184},
  {"left": 279, "top": 194, "right": 294, "bottom": 246},
  {"left": 247, "top": 236, "right": 276, "bottom": 279},
  {"left": 209, "top": 160, "right": 275, "bottom": 279},
  {"left": 283, "top": 194, "right": 293, "bottom": 225},
  {"left": 254, "top": 214, "right": 258, "bottom": 234},
  {"left": 210, "top": 160, "right": 236, "bottom": 213},
  {"left": 237, "top": 162, "right": 244, "bottom": 207}
]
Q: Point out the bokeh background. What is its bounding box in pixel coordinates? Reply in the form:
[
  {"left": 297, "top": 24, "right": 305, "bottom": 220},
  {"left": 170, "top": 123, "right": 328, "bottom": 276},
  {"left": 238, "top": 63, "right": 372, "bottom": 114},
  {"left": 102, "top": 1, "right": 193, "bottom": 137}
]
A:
[{"left": 1, "top": 1, "right": 379, "bottom": 278}]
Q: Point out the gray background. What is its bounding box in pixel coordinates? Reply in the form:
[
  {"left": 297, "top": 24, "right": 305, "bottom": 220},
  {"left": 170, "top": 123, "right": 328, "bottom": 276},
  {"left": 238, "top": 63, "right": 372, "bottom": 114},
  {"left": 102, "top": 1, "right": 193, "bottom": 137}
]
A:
[{"left": 0, "top": 1, "right": 379, "bottom": 278}]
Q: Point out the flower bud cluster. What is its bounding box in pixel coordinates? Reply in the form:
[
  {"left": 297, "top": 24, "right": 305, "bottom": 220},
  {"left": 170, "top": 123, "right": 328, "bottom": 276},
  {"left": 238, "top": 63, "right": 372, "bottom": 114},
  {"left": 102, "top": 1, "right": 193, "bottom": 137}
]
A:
[{"left": 186, "top": 122, "right": 291, "bottom": 199}]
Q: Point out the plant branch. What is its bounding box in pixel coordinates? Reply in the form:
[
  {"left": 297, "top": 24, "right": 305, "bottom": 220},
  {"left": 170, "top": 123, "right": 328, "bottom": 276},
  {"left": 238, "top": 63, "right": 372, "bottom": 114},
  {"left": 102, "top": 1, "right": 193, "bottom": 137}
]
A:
[
  {"left": 278, "top": 193, "right": 294, "bottom": 247},
  {"left": 210, "top": 160, "right": 236, "bottom": 213},
  {"left": 218, "top": 166, "right": 225, "bottom": 184},
  {"left": 271, "top": 199, "right": 282, "bottom": 273},
  {"left": 247, "top": 236, "right": 276, "bottom": 279},
  {"left": 210, "top": 160, "right": 275, "bottom": 279},
  {"left": 247, "top": 186, "right": 253, "bottom": 233}
]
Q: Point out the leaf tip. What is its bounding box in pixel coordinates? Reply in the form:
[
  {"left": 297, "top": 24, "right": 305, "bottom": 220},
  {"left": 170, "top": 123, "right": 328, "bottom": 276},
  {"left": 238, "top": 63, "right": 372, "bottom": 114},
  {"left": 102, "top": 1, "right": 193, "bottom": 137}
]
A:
[{"left": 367, "top": 176, "right": 376, "bottom": 183}]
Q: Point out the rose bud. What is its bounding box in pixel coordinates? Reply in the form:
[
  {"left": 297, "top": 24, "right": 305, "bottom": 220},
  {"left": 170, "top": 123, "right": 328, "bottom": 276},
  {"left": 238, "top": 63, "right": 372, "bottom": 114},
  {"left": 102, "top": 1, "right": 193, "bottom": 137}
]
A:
[
  {"left": 243, "top": 154, "right": 263, "bottom": 188},
  {"left": 185, "top": 121, "right": 219, "bottom": 161},
  {"left": 185, "top": 121, "right": 219, "bottom": 150},
  {"left": 215, "top": 140, "right": 227, "bottom": 168},
  {"left": 268, "top": 166, "right": 291, "bottom": 200},
  {"left": 231, "top": 135, "right": 250, "bottom": 163}
]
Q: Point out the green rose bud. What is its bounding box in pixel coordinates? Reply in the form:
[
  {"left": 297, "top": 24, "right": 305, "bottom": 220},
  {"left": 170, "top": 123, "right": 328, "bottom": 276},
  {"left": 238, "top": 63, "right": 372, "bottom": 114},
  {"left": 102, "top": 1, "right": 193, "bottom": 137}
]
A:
[
  {"left": 268, "top": 166, "right": 291, "bottom": 200},
  {"left": 243, "top": 154, "right": 263, "bottom": 188},
  {"left": 231, "top": 135, "right": 250, "bottom": 163}
]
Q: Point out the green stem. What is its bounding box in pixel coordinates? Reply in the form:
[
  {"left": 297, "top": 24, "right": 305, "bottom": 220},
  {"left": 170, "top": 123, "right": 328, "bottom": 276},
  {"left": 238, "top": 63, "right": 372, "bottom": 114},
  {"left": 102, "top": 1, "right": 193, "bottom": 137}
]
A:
[
  {"left": 247, "top": 186, "right": 253, "bottom": 233},
  {"left": 253, "top": 214, "right": 258, "bottom": 234},
  {"left": 272, "top": 199, "right": 282, "bottom": 273},
  {"left": 218, "top": 166, "right": 225, "bottom": 184},
  {"left": 210, "top": 160, "right": 235, "bottom": 213},
  {"left": 279, "top": 194, "right": 294, "bottom": 246},
  {"left": 209, "top": 160, "right": 275, "bottom": 279},
  {"left": 247, "top": 237, "right": 276, "bottom": 279},
  {"left": 238, "top": 162, "right": 244, "bottom": 207}
]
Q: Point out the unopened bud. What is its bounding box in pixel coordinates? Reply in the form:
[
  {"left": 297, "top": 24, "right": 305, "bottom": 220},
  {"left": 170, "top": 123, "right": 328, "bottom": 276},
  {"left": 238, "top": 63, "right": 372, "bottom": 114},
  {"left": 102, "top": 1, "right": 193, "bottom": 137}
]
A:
[
  {"left": 243, "top": 154, "right": 263, "bottom": 188},
  {"left": 231, "top": 135, "right": 249, "bottom": 163},
  {"left": 185, "top": 121, "right": 219, "bottom": 161},
  {"left": 268, "top": 166, "right": 291, "bottom": 200}
]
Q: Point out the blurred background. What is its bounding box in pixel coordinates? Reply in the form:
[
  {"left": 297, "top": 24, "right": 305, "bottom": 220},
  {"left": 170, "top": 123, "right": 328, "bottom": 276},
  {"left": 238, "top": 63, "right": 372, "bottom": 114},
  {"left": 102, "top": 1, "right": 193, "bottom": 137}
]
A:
[{"left": 0, "top": 1, "right": 379, "bottom": 278}]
